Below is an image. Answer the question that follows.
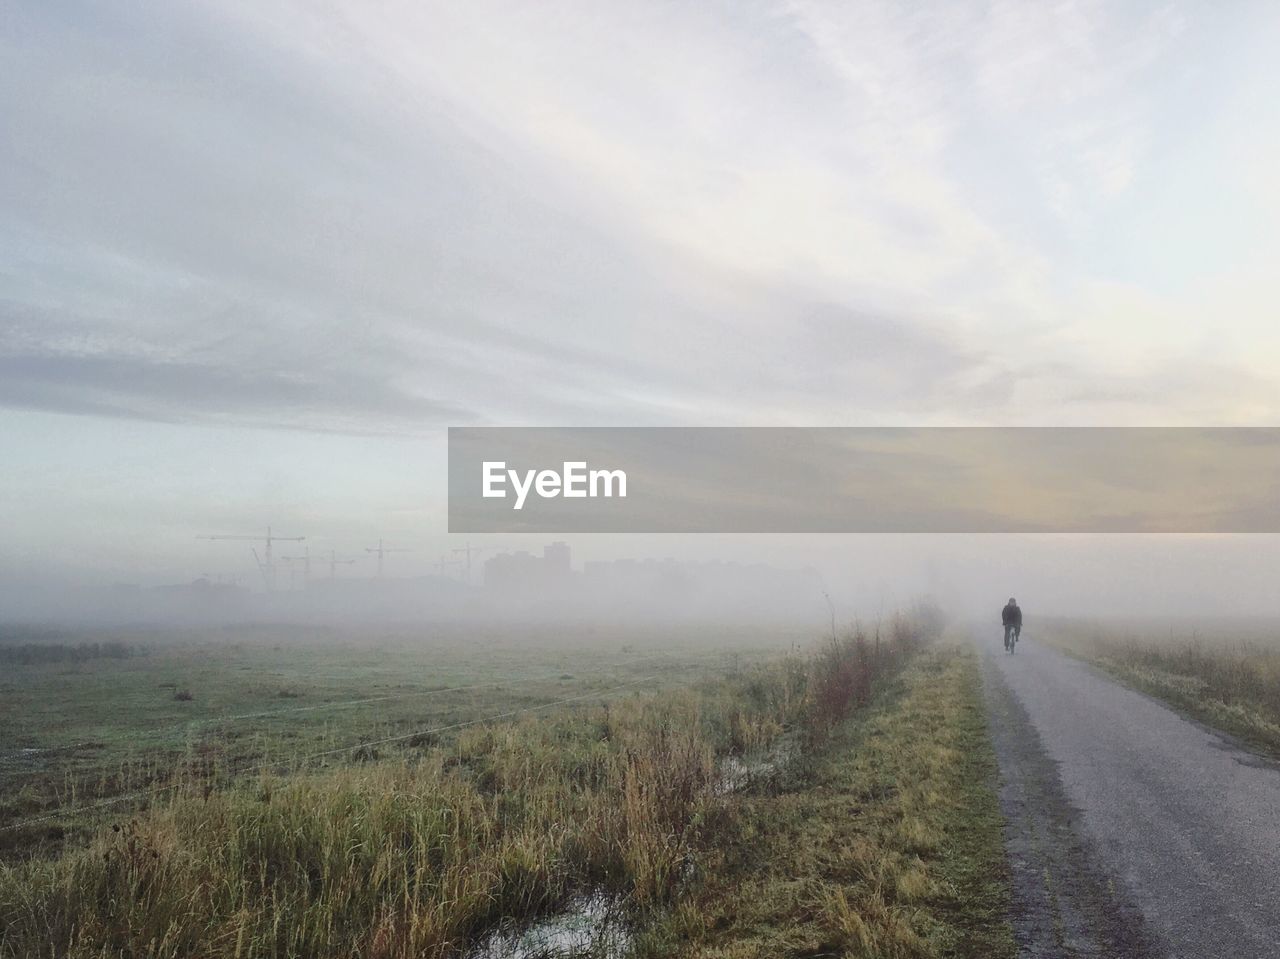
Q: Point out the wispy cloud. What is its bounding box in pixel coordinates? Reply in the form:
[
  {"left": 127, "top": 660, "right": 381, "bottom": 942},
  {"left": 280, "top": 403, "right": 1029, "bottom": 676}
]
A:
[{"left": 2, "top": 0, "right": 1278, "bottom": 437}]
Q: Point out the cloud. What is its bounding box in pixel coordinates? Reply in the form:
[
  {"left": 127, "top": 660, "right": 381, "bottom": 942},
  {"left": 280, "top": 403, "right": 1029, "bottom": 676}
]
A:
[
  {"left": 1, "top": 0, "right": 1276, "bottom": 439},
  {"left": 0, "top": 348, "right": 470, "bottom": 432}
]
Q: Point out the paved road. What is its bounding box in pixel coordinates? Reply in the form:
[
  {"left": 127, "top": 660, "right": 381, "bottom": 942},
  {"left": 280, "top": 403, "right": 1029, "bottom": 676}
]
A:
[{"left": 981, "top": 639, "right": 1280, "bottom": 958}]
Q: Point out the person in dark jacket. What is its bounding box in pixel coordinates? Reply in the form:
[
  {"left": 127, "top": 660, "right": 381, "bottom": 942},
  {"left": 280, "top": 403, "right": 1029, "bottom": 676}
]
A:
[{"left": 1002, "top": 597, "right": 1022, "bottom": 649}]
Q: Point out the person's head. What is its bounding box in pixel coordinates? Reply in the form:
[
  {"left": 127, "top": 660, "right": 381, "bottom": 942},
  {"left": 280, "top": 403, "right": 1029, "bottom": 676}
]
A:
[{"left": 1008, "top": 597, "right": 1017, "bottom": 605}]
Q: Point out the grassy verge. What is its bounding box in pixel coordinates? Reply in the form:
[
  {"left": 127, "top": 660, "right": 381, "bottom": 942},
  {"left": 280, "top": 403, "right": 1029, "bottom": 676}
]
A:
[
  {"left": 631, "top": 645, "right": 1014, "bottom": 959},
  {"left": 1042, "top": 626, "right": 1280, "bottom": 759}
]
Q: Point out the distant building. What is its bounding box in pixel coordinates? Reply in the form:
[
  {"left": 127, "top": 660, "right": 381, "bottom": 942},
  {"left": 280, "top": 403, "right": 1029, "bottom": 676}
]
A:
[
  {"left": 544, "top": 541, "right": 571, "bottom": 575},
  {"left": 483, "top": 542, "right": 574, "bottom": 594},
  {"left": 485, "top": 542, "right": 822, "bottom": 620},
  {"left": 483, "top": 550, "right": 544, "bottom": 592}
]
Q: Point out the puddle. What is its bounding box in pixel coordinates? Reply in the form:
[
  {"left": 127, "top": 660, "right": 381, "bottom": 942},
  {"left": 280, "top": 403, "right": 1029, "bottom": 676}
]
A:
[
  {"left": 0, "top": 742, "right": 105, "bottom": 773},
  {"left": 0, "top": 747, "right": 45, "bottom": 770},
  {"left": 715, "top": 733, "right": 799, "bottom": 795},
  {"left": 467, "top": 893, "right": 630, "bottom": 959}
]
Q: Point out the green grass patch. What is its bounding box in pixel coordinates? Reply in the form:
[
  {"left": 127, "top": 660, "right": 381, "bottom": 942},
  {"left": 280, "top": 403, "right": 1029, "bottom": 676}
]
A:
[{"left": 0, "top": 623, "right": 776, "bottom": 859}]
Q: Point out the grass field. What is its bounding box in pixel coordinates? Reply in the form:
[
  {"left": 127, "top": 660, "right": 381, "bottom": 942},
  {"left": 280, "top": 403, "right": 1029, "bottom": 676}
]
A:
[
  {"left": 0, "top": 609, "right": 1015, "bottom": 958},
  {"left": 0, "top": 622, "right": 798, "bottom": 859},
  {"left": 1041, "top": 618, "right": 1280, "bottom": 758}
]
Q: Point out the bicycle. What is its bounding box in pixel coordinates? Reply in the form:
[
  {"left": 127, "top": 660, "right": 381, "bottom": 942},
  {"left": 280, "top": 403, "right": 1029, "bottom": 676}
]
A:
[{"left": 1003, "top": 624, "right": 1020, "bottom": 654}]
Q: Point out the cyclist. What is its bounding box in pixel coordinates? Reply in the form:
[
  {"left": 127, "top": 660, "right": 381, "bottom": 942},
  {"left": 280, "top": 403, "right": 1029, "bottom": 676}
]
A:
[{"left": 1002, "top": 597, "right": 1022, "bottom": 651}]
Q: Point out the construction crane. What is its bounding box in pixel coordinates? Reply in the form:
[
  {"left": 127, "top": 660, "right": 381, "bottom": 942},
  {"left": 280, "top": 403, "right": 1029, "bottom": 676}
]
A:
[
  {"left": 449, "top": 542, "right": 509, "bottom": 585},
  {"left": 198, "top": 526, "right": 304, "bottom": 592},
  {"left": 279, "top": 547, "right": 311, "bottom": 592},
  {"left": 317, "top": 550, "right": 358, "bottom": 579},
  {"left": 250, "top": 548, "right": 269, "bottom": 591},
  {"left": 365, "top": 538, "right": 411, "bottom": 578},
  {"left": 433, "top": 554, "right": 464, "bottom": 578}
]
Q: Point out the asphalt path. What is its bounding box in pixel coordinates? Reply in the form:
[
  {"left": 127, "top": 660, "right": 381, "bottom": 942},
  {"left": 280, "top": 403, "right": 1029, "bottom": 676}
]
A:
[{"left": 981, "top": 637, "right": 1280, "bottom": 958}]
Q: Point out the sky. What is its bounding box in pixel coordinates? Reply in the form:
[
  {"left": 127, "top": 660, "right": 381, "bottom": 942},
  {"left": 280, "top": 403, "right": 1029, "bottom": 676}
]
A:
[{"left": 3, "top": 1, "right": 1280, "bottom": 607}]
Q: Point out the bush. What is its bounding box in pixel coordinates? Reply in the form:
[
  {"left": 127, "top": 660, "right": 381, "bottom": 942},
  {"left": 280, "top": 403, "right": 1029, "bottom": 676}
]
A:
[{"left": 804, "top": 612, "right": 932, "bottom": 745}]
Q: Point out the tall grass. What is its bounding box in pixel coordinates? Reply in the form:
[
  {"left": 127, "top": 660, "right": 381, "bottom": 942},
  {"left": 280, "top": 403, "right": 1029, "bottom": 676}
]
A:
[
  {"left": 806, "top": 610, "right": 938, "bottom": 745},
  {"left": 0, "top": 612, "right": 936, "bottom": 958}
]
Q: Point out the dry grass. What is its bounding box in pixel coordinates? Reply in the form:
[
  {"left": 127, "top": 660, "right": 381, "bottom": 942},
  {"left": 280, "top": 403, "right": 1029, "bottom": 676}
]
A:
[{"left": 0, "top": 613, "right": 940, "bottom": 959}]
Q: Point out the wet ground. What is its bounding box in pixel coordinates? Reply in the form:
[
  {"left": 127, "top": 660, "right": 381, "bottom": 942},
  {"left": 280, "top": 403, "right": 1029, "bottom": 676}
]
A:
[{"left": 466, "top": 894, "right": 629, "bottom": 959}]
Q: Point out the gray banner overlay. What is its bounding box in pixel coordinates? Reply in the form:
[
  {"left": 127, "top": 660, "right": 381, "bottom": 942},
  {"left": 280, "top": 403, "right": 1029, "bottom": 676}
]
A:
[{"left": 448, "top": 427, "right": 1280, "bottom": 533}]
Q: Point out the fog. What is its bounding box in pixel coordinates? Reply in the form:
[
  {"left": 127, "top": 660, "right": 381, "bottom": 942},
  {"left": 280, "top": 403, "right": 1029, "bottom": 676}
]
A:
[
  {"left": 5, "top": 3, "right": 1280, "bottom": 637},
  {"left": 3, "top": 532, "right": 1279, "bottom": 632}
]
